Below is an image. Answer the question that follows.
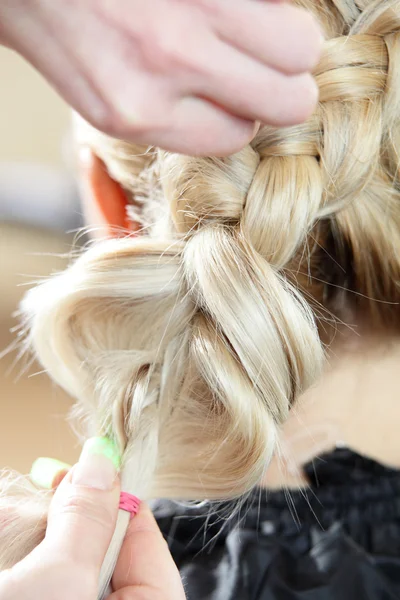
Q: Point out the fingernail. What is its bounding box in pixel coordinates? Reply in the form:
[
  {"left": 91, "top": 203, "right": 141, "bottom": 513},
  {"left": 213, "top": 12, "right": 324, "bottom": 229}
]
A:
[
  {"left": 72, "top": 437, "right": 120, "bottom": 491},
  {"left": 31, "top": 457, "right": 72, "bottom": 490}
]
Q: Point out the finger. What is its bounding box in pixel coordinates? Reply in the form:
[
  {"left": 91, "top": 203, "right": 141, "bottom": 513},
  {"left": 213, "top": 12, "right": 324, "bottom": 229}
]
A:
[
  {"left": 195, "top": 41, "right": 319, "bottom": 127},
  {"left": 110, "top": 503, "right": 185, "bottom": 600},
  {"left": 31, "top": 457, "right": 71, "bottom": 490},
  {"left": 210, "top": 1, "right": 323, "bottom": 75},
  {"left": 52, "top": 7, "right": 256, "bottom": 155},
  {"left": 129, "top": 95, "right": 257, "bottom": 156},
  {"left": 43, "top": 438, "right": 121, "bottom": 572}
]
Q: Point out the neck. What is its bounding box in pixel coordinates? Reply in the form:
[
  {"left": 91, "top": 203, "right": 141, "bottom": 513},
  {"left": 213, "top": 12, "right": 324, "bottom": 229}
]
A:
[{"left": 262, "top": 326, "right": 400, "bottom": 489}]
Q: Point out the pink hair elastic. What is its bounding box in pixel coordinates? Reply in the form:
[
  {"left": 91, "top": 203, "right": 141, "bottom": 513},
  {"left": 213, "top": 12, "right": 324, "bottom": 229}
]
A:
[{"left": 119, "top": 492, "right": 141, "bottom": 518}]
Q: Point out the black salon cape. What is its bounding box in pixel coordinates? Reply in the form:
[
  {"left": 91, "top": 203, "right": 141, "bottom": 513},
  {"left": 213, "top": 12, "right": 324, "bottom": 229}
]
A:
[{"left": 153, "top": 449, "right": 400, "bottom": 599}]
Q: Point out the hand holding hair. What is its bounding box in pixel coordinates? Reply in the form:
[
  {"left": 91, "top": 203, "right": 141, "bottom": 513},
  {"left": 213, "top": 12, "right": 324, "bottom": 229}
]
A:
[
  {"left": 0, "top": 0, "right": 322, "bottom": 156},
  {"left": 0, "top": 439, "right": 185, "bottom": 600}
]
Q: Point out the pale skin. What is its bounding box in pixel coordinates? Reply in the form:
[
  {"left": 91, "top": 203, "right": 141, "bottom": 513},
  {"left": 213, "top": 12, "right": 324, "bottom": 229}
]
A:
[
  {"left": 0, "top": 0, "right": 323, "bottom": 155},
  {"left": 264, "top": 329, "right": 400, "bottom": 489}
]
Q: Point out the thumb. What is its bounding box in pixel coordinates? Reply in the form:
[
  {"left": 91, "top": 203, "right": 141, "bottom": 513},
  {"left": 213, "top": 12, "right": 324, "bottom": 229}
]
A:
[{"left": 43, "top": 438, "right": 121, "bottom": 572}]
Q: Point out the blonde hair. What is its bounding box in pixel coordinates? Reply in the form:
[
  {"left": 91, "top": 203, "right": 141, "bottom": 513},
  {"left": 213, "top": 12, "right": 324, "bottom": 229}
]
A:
[{"left": 2, "top": 0, "right": 400, "bottom": 597}]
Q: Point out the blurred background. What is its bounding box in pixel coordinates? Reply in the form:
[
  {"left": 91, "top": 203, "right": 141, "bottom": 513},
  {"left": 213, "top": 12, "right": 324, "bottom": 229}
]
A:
[{"left": 0, "top": 47, "right": 82, "bottom": 472}]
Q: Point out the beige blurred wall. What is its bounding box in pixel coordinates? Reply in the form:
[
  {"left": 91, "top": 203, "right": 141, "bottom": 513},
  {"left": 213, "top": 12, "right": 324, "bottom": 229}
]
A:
[
  {"left": 0, "top": 47, "right": 79, "bottom": 472},
  {"left": 0, "top": 47, "right": 70, "bottom": 165}
]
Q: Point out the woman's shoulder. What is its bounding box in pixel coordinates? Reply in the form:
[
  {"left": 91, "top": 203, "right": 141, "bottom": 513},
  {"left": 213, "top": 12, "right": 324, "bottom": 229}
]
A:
[{"left": 151, "top": 448, "right": 400, "bottom": 600}]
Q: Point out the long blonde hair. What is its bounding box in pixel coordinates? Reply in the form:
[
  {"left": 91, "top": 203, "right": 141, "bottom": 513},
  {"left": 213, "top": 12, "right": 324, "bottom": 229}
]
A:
[{"left": 2, "top": 1, "right": 400, "bottom": 597}]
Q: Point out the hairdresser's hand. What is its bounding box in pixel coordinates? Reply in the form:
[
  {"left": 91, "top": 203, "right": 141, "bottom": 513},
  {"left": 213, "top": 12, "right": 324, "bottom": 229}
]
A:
[
  {"left": 0, "top": 447, "right": 185, "bottom": 599},
  {"left": 0, "top": 0, "right": 323, "bottom": 156}
]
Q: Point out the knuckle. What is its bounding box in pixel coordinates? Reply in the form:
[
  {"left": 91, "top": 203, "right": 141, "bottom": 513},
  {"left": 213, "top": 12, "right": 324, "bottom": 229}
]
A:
[
  {"left": 90, "top": 107, "right": 150, "bottom": 139},
  {"left": 142, "top": 33, "right": 184, "bottom": 71},
  {"left": 137, "top": 12, "right": 204, "bottom": 74},
  {"left": 111, "top": 109, "right": 166, "bottom": 139},
  {"left": 58, "top": 492, "right": 114, "bottom": 529},
  {"left": 87, "top": 107, "right": 116, "bottom": 137}
]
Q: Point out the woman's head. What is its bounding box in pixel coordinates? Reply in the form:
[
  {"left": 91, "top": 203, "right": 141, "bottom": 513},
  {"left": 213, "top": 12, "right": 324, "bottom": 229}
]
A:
[
  {"left": 2, "top": 1, "right": 400, "bottom": 597},
  {"left": 76, "top": 0, "right": 400, "bottom": 327}
]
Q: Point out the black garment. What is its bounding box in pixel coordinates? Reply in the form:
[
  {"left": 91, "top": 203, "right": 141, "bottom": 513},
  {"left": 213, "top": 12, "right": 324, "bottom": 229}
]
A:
[{"left": 153, "top": 448, "right": 400, "bottom": 599}]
